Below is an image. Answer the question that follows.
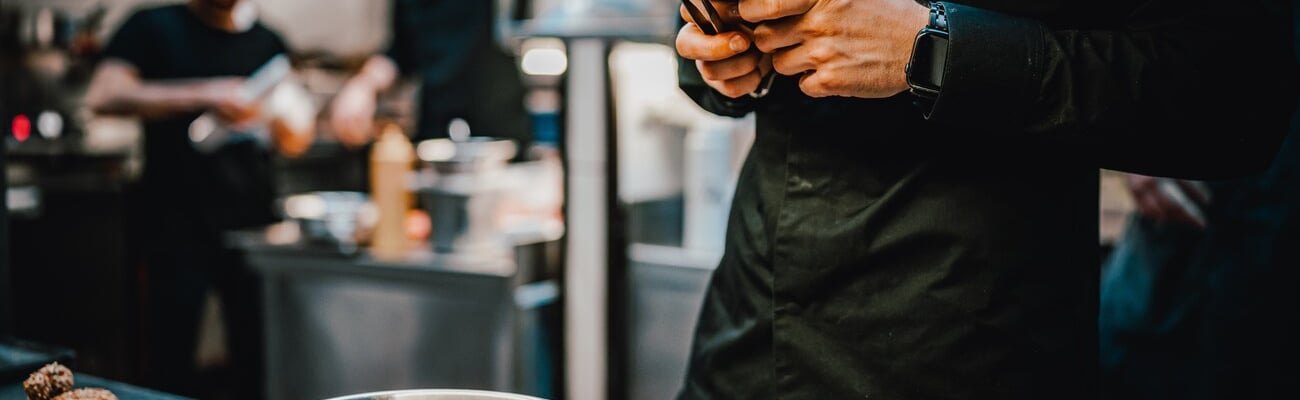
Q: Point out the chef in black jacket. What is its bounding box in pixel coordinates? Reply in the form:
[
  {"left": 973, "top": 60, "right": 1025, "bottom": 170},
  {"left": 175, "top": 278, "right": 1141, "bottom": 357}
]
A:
[
  {"left": 84, "top": 0, "right": 309, "bottom": 395},
  {"left": 675, "top": 0, "right": 1298, "bottom": 398},
  {"left": 329, "top": 0, "right": 530, "bottom": 150}
]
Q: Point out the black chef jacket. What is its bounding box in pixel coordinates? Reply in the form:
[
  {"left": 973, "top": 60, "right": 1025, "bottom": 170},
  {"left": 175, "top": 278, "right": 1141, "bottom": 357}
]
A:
[{"left": 676, "top": 1, "right": 1299, "bottom": 399}]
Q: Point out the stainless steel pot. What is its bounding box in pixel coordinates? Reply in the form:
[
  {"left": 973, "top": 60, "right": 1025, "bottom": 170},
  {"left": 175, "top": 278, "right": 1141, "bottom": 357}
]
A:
[
  {"left": 322, "top": 389, "right": 544, "bottom": 400},
  {"left": 415, "top": 137, "right": 517, "bottom": 254},
  {"left": 280, "top": 191, "right": 371, "bottom": 253}
]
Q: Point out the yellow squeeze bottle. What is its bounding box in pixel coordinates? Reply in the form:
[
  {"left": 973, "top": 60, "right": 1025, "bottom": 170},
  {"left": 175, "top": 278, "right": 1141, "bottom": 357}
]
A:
[{"left": 369, "top": 123, "right": 415, "bottom": 259}]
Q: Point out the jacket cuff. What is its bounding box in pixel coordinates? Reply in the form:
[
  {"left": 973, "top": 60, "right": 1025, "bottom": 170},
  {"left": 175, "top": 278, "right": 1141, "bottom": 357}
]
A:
[{"left": 922, "top": 2, "right": 1046, "bottom": 131}]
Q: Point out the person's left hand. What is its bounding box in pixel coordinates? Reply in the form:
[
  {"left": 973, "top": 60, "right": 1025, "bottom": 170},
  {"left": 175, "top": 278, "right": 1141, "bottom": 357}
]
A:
[{"left": 742, "top": 0, "right": 929, "bottom": 98}]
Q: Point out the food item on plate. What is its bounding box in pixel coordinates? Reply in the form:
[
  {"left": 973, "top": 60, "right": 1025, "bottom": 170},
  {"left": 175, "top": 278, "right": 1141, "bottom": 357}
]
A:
[
  {"left": 21, "top": 362, "right": 117, "bottom": 400},
  {"left": 23, "top": 362, "right": 74, "bottom": 400},
  {"left": 52, "top": 388, "right": 118, "bottom": 400}
]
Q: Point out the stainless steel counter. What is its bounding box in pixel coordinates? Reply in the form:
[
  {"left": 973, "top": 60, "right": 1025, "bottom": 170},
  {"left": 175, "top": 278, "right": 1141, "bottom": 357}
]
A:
[
  {"left": 623, "top": 244, "right": 716, "bottom": 400},
  {"left": 229, "top": 231, "right": 559, "bottom": 400}
]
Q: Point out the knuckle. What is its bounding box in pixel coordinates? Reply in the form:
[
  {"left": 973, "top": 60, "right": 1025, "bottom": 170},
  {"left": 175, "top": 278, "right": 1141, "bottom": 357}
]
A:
[
  {"left": 771, "top": 56, "right": 794, "bottom": 76},
  {"left": 737, "top": 53, "right": 760, "bottom": 73},
  {"left": 739, "top": 1, "right": 763, "bottom": 21},
  {"left": 718, "top": 85, "right": 744, "bottom": 98},
  {"left": 799, "top": 75, "right": 828, "bottom": 97},
  {"left": 752, "top": 28, "right": 775, "bottom": 53},
  {"left": 766, "top": 0, "right": 782, "bottom": 16},
  {"left": 675, "top": 27, "right": 693, "bottom": 56},
  {"left": 744, "top": 75, "right": 763, "bottom": 93},
  {"left": 803, "top": 10, "right": 827, "bottom": 33},
  {"left": 698, "top": 62, "right": 723, "bottom": 80},
  {"left": 808, "top": 46, "right": 832, "bottom": 65}
]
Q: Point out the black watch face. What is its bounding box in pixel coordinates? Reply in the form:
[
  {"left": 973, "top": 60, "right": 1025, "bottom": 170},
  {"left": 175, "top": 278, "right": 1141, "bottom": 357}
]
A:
[{"left": 908, "top": 31, "right": 949, "bottom": 93}]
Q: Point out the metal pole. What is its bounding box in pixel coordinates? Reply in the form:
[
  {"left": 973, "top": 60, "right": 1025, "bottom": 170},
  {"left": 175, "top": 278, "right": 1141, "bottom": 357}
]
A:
[{"left": 564, "top": 38, "right": 608, "bottom": 400}]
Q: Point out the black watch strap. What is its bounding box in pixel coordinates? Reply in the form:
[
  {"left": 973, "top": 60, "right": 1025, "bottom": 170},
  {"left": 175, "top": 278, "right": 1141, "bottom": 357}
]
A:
[
  {"left": 906, "top": 2, "right": 951, "bottom": 103},
  {"left": 929, "top": 2, "right": 949, "bottom": 31}
]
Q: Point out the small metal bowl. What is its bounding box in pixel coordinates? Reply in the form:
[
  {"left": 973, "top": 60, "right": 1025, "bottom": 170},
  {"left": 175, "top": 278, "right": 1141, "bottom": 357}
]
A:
[
  {"left": 415, "top": 137, "right": 517, "bottom": 175},
  {"left": 280, "top": 191, "right": 372, "bottom": 252},
  {"left": 321, "top": 389, "right": 545, "bottom": 400}
]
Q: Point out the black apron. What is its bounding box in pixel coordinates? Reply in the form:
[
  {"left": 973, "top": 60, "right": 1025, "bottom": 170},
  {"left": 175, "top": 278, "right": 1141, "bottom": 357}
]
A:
[{"left": 679, "top": 81, "right": 1098, "bottom": 399}]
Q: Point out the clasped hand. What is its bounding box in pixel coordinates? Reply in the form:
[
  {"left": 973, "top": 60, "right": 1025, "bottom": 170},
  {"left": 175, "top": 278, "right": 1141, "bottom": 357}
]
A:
[{"left": 677, "top": 0, "right": 929, "bottom": 99}]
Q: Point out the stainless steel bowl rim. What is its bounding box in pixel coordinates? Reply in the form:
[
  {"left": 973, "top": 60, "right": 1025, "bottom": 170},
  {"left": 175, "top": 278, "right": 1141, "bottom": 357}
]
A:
[
  {"left": 320, "top": 389, "right": 546, "bottom": 400},
  {"left": 416, "top": 138, "right": 517, "bottom": 163}
]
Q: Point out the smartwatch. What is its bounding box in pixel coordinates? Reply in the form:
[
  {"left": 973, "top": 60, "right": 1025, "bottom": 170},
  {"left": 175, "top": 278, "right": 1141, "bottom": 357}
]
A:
[{"left": 906, "top": 2, "right": 950, "bottom": 102}]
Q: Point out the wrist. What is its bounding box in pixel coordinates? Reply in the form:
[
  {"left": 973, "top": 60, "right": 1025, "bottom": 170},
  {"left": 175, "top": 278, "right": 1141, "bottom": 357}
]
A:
[
  {"left": 896, "top": 1, "right": 937, "bottom": 95},
  {"left": 909, "top": 1, "right": 932, "bottom": 32},
  {"left": 342, "top": 78, "right": 380, "bottom": 95}
]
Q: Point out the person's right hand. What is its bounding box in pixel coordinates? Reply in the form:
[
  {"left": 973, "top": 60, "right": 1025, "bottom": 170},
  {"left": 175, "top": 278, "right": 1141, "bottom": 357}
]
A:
[
  {"left": 676, "top": 1, "right": 771, "bottom": 99},
  {"left": 203, "top": 78, "right": 259, "bottom": 125},
  {"left": 329, "top": 81, "right": 379, "bottom": 148}
]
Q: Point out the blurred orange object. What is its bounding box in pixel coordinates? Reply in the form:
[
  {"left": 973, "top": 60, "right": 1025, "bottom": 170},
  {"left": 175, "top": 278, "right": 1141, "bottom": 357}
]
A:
[
  {"left": 267, "top": 81, "right": 318, "bottom": 157},
  {"left": 270, "top": 117, "right": 312, "bottom": 157},
  {"left": 405, "top": 209, "right": 432, "bottom": 242}
]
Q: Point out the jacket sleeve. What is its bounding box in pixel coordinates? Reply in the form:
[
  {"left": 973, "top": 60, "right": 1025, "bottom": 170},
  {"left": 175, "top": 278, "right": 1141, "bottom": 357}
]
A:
[
  {"left": 923, "top": 0, "right": 1299, "bottom": 179},
  {"left": 676, "top": 13, "right": 758, "bottom": 118},
  {"left": 678, "top": 53, "right": 759, "bottom": 117}
]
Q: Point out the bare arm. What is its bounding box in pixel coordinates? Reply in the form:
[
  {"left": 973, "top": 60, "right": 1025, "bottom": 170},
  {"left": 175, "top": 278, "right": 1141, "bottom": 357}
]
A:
[
  {"left": 87, "top": 58, "right": 313, "bottom": 157},
  {"left": 329, "top": 55, "right": 400, "bottom": 147},
  {"left": 345, "top": 55, "right": 399, "bottom": 93},
  {"left": 85, "top": 59, "right": 251, "bottom": 121}
]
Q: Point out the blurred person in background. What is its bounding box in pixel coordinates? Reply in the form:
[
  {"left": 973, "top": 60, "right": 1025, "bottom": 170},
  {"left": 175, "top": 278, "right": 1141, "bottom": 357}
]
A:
[
  {"left": 1100, "top": 68, "right": 1300, "bottom": 400},
  {"left": 674, "top": 0, "right": 1297, "bottom": 398},
  {"left": 84, "top": 0, "right": 311, "bottom": 396},
  {"left": 329, "top": 0, "right": 531, "bottom": 152}
]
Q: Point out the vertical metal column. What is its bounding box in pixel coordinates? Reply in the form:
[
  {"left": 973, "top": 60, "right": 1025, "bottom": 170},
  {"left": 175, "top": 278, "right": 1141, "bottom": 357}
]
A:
[{"left": 564, "top": 38, "right": 608, "bottom": 400}]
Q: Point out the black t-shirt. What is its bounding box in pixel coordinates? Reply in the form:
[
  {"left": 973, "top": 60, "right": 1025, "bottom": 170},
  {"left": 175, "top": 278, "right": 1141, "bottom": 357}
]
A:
[
  {"left": 103, "top": 5, "right": 287, "bottom": 232},
  {"left": 386, "top": 0, "right": 530, "bottom": 148}
]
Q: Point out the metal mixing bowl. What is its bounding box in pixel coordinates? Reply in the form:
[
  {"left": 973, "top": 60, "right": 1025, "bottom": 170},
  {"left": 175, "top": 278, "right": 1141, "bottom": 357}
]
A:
[
  {"left": 280, "top": 191, "right": 371, "bottom": 253},
  {"left": 321, "top": 389, "right": 544, "bottom": 400}
]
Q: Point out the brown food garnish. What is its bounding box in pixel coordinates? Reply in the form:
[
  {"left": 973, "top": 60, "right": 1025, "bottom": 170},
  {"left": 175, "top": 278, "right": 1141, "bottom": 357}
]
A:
[
  {"left": 22, "top": 362, "right": 75, "bottom": 400},
  {"left": 52, "top": 388, "right": 118, "bottom": 400}
]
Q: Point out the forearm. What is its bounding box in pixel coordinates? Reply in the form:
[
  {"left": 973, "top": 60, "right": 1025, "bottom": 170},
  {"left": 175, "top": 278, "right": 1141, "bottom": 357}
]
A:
[
  {"left": 86, "top": 60, "right": 219, "bottom": 119},
  {"left": 91, "top": 82, "right": 224, "bottom": 119}
]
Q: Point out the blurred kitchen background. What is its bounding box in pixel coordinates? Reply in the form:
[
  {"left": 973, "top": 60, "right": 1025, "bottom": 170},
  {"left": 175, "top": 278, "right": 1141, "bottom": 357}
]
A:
[{"left": 0, "top": 1, "right": 1135, "bottom": 400}]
